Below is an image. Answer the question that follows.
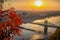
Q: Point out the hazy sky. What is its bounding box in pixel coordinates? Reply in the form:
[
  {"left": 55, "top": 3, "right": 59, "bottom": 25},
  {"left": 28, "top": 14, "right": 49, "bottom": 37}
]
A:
[{"left": 3, "top": 0, "right": 60, "bottom": 11}]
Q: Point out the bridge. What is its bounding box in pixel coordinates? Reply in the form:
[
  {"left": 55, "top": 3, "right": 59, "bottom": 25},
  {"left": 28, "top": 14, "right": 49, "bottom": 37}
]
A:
[
  {"left": 20, "top": 20, "right": 60, "bottom": 34},
  {"left": 19, "top": 20, "right": 60, "bottom": 40}
]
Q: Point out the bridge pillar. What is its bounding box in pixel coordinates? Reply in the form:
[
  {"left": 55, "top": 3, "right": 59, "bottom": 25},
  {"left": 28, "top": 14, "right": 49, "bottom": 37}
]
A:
[
  {"left": 43, "top": 20, "right": 48, "bottom": 40},
  {"left": 44, "top": 20, "right": 48, "bottom": 35}
]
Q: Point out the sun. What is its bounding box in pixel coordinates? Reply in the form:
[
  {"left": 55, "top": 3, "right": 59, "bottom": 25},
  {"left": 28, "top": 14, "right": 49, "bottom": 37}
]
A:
[{"left": 35, "top": 1, "right": 42, "bottom": 6}]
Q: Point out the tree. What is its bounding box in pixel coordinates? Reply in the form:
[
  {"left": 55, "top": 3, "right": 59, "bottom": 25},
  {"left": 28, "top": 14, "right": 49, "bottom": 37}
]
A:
[{"left": 0, "top": 8, "right": 23, "bottom": 40}]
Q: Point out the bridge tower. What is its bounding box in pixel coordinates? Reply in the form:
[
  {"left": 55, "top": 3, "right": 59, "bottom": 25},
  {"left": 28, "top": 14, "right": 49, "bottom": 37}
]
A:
[{"left": 44, "top": 20, "right": 48, "bottom": 35}]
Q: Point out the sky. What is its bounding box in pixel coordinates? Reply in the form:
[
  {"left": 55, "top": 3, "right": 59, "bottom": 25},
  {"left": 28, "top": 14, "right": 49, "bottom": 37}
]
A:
[{"left": 3, "top": 0, "right": 60, "bottom": 11}]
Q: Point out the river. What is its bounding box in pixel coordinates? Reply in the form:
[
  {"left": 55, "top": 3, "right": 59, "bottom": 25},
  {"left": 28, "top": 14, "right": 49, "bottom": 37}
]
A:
[{"left": 15, "top": 16, "right": 60, "bottom": 40}]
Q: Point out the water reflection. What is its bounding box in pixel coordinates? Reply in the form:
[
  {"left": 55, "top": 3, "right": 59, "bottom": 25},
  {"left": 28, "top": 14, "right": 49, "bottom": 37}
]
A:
[
  {"left": 30, "top": 34, "right": 40, "bottom": 40},
  {"left": 15, "top": 16, "right": 60, "bottom": 40}
]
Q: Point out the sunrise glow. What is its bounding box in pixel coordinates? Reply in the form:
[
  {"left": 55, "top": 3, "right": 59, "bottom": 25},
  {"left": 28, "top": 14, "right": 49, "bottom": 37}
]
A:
[{"left": 35, "top": 1, "right": 42, "bottom": 6}]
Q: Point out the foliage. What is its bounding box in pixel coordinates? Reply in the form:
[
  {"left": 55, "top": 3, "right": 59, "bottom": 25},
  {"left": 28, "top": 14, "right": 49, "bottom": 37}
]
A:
[{"left": 0, "top": 8, "right": 23, "bottom": 40}]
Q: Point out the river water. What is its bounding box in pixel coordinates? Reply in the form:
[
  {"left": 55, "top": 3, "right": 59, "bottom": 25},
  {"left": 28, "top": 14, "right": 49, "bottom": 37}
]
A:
[{"left": 15, "top": 16, "right": 60, "bottom": 40}]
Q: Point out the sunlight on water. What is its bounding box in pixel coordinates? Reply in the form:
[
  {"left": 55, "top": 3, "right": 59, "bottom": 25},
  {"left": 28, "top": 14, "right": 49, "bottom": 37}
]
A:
[
  {"left": 33, "top": 19, "right": 45, "bottom": 23},
  {"left": 30, "top": 34, "right": 41, "bottom": 40},
  {"left": 15, "top": 16, "right": 60, "bottom": 40},
  {"left": 30, "top": 16, "right": 60, "bottom": 40},
  {"left": 48, "top": 16, "right": 60, "bottom": 26}
]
